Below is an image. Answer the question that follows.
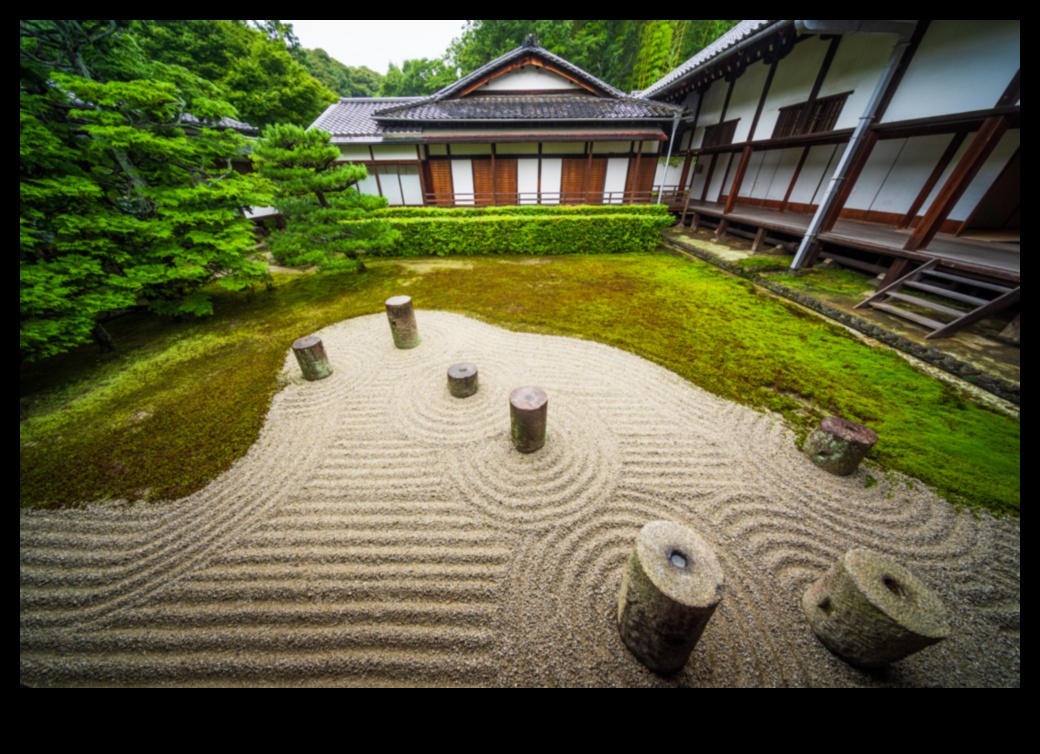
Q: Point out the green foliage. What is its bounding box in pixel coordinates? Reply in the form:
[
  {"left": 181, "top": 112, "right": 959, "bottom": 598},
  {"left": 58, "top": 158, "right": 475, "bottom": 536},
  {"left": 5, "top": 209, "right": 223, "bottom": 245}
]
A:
[
  {"left": 380, "top": 57, "right": 459, "bottom": 96},
  {"left": 20, "top": 254, "right": 1019, "bottom": 515},
  {"left": 294, "top": 47, "right": 383, "bottom": 97},
  {"left": 132, "top": 20, "right": 337, "bottom": 127},
  {"left": 20, "top": 20, "right": 273, "bottom": 362},
  {"left": 251, "top": 123, "right": 400, "bottom": 270},
  {"left": 351, "top": 213, "right": 672, "bottom": 257}
]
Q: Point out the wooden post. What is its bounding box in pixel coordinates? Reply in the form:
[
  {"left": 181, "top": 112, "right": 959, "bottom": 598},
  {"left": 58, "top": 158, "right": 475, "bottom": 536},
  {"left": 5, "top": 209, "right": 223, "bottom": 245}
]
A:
[
  {"left": 447, "top": 362, "right": 479, "bottom": 398},
  {"left": 904, "top": 116, "right": 1010, "bottom": 251},
  {"left": 802, "top": 549, "right": 949, "bottom": 669},
  {"left": 292, "top": 335, "right": 333, "bottom": 381},
  {"left": 509, "top": 386, "right": 547, "bottom": 453},
  {"left": 752, "top": 227, "right": 767, "bottom": 252},
  {"left": 724, "top": 145, "right": 753, "bottom": 215},
  {"left": 385, "top": 295, "right": 421, "bottom": 349},
  {"left": 898, "top": 131, "right": 967, "bottom": 229},
  {"left": 617, "top": 521, "right": 724, "bottom": 674},
  {"left": 821, "top": 130, "right": 879, "bottom": 233}
]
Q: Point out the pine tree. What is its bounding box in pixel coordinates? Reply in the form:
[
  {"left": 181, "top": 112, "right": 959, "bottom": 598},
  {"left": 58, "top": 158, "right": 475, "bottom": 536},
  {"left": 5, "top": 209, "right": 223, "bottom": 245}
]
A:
[{"left": 251, "top": 124, "right": 400, "bottom": 272}]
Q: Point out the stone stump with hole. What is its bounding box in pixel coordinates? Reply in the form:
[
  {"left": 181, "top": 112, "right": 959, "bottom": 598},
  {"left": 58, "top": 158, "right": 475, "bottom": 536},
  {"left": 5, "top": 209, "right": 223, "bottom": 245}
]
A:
[
  {"left": 385, "top": 295, "right": 421, "bottom": 349},
  {"left": 291, "top": 335, "right": 333, "bottom": 381},
  {"left": 448, "top": 362, "right": 479, "bottom": 398},
  {"left": 509, "top": 386, "right": 547, "bottom": 453},
  {"left": 617, "top": 520, "right": 724, "bottom": 674},
  {"left": 806, "top": 416, "right": 878, "bottom": 476},
  {"left": 802, "top": 549, "right": 950, "bottom": 669}
]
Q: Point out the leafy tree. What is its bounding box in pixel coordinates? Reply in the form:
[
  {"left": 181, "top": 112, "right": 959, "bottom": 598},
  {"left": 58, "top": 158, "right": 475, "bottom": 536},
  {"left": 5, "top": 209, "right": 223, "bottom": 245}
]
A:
[
  {"left": 251, "top": 124, "right": 400, "bottom": 272},
  {"left": 294, "top": 47, "right": 383, "bottom": 98},
  {"left": 132, "top": 20, "right": 337, "bottom": 127},
  {"left": 20, "top": 20, "right": 273, "bottom": 361},
  {"left": 380, "top": 57, "right": 458, "bottom": 96}
]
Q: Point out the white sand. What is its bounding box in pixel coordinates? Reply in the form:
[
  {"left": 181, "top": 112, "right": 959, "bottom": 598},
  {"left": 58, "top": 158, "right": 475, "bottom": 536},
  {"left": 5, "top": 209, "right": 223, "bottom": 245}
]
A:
[{"left": 19, "top": 311, "right": 1020, "bottom": 686}]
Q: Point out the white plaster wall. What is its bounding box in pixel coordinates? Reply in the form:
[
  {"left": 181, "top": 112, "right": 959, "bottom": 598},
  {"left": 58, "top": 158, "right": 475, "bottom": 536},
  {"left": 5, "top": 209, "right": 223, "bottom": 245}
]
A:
[
  {"left": 428, "top": 144, "right": 448, "bottom": 156},
  {"left": 844, "top": 138, "right": 907, "bottom": 210},
  {"left": 540, "top": 158, "right": 562, "bottom": 204},
  {"left": 883, "top": 20, "right": 1020, "bottom": 123},
  {"left": 450, "top": 144, "right": 492, "bottom": 156},
  {"left": 757, "top": 36, "right": 831, "bottom": 138},
  {"left": 372, "top": 144, "right": 419, "bottom": 161},
  {"left": 642, "top": 141, "right": 661, "bottom": 153},
  {"left": 867, "top": 134, "right": 953, "bottom": 215},
  {"left": 451, "top": 159, "right": 474, "bottom": 205},
  {"left": 378, "top": 168, "right": 403, "bottom": 205},
  {"left": 340, "top": 145, "right": 371, "bottom": 161},
  {"left": 652, "top": 157, "right": 685, "bottom": 189},
  {"left": 604, "top": 157, "right": 629, "bottom": 203},
  {"left": 542, "top": 142, "right": 585, "bottom": 154},
  {"left": 399, "top": 166, "right": 423, "bottom": 205},
  {"left": 690, "top": 78, "right": 731, "bottom": 147},
  {"left": 481, "top": 66, "right": 583, "bottom": 90},
  {"left": 745, "top": 150, "right": 776, "bottom": 199},
  {"left": 949, "top": 128, "right": 1020, "bottom": 221},
  {"left": 819, "top": 33, "right": 896, "bottom": 130},
  {"left": 680, "top": 130, "right": 692, "bottom": 150},
  {"left": 688, "top": 158, "right": 708, "bottom": 198},
  {"left": 356, "top": 172, "right": 380, "bottom": 197},
  {"left": 787, "top": 144, "right": 839, "bottom": 205},
  {"left": 708, "top": 153, "right": 734, "bottom": 201},
  {"left": 729, "top": 57, "right": 770, "bottom": 141},
  {"left": 765, "top": 148, "right": 804, "bottom": 201},
  {"left": 517, "top": 160, "right": 539, "bottom": 203},
  {"left": 810, "top": 144, "right": 846, "bottom": 205},
  {"left": 593, "top": 141, "right": 633, "bottom": 154},
  {"left": 498, "top": 143, "right": 539, "bottom": 155}
]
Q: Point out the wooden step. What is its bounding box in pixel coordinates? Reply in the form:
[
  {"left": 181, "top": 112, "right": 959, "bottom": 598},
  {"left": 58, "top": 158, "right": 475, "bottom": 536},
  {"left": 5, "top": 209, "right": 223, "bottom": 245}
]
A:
[
  {"left": 922, "top": 269, "right": 1013, "bottom": 293},
  {"left": 884, "top": 291, "right": 967, "bottom": 318},
  {"left": 903, "top": 280, "right": 989, "bottom": 306},
  {"left": 870, "top": 302, "right": 945, "bottom": 331}
]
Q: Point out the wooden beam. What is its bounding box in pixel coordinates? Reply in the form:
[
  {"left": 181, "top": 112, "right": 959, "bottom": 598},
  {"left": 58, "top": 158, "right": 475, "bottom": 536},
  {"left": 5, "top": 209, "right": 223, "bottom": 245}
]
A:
[
  {"left": 898, "top": 130, "right": 967, "bottom": 229},
  {"left": 904, "top": 115, "right": 1010, "bottom": 251},
  {"left": 821, "top": 130, "right": 879, "bottom": 233},
  {"left": 795, "top": 36, "right": 841, "bottom": 136},
  {"left": 456, "top": 54, "right": 600, "bottom": 97},
  {"left": 718, "top": 75, "right": 736, "bottom": 125},
  {"left": 878, "top": 258, "right": 910, "bottom": 288},
  {"left": 780, "top": 147, "right": 810, "bottom": 213},
  {"left": 752, "top": 227, "right": 767, "bottom": 252},
  {"left": 700, "top": 153, "right": 718, "bottom": 202},
  {"left": 748, "top": 54, "right": 780, "bottom": 142},
  {"left": 724, "top": 145, "right": 754, "bottom": 214},
  {"left": 928, "top": 286, "right": 1020, "bottom": 339},
  {"left": 874, "top": 21, "right": 930, "bottom": 121}
]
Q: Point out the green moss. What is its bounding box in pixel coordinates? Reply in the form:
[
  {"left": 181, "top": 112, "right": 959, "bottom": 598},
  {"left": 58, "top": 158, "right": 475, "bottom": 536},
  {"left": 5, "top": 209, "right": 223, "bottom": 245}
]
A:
[
  {"left": 762, "top": 266, "right": 877, "bottom": 298},
  {"left": 20, "top": 251, "right": 1019, "bottom": 516}
]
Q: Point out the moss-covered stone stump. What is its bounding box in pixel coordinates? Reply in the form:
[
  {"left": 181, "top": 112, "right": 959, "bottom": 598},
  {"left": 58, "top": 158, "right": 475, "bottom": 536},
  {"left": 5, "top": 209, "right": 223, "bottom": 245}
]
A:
[
  {"left": 802, "top": 549, "right": 950, "bottom": 669},
  {"left": 509, "top": 386, "right": 547, "bottom": 453},
  {"left": 448, "top": 362, "right": 479, "bottom": 398},
  {"left": 291, "top": 335, "right": 333, "bottom": 381},
  {"left": 806, "top": 416, "right": 878, "bottom": 476},
  {"left": 385, "top": 295, "right": 421, "bottom": 349},
  {"left": 617, "top": 521, "right": 724, "bottom": 674}
]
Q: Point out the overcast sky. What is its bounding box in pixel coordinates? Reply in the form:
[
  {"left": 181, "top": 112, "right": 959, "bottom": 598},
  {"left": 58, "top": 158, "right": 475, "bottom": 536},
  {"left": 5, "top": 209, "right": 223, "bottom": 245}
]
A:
[{"left": 284, "top": 20, "right": 469, "bottom": 73}]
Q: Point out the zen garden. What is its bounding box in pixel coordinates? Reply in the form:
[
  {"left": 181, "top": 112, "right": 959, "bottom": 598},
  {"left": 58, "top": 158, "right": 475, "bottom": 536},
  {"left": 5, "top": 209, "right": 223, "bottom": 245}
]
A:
[{"left": 20, "top": 20, "right": 1019, "bottom": 687}]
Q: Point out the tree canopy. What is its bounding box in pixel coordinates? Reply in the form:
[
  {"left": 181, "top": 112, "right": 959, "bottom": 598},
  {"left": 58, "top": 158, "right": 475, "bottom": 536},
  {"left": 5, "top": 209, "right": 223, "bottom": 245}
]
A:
[
  {"left": 20, "top": 20, "right": 273, "bottom": 361},
  {"left": 251, "top": 123, "right": 400, "bottom": 272}
]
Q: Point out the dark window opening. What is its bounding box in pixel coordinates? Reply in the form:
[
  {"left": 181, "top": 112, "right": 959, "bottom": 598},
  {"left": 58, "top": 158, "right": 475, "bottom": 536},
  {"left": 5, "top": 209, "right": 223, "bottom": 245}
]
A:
[
  {"left": 702, "top": 119, "right": 739, "bottom": 148},
  {"left": 773, "top": 92, "right": 851, "bottom": 138}
]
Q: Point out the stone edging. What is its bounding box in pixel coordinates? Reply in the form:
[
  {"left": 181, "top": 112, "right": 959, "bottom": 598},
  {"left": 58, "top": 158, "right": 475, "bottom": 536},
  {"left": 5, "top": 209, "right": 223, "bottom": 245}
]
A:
[{"left": 661, "top": 237, "right": 1020, "bottom": 406}]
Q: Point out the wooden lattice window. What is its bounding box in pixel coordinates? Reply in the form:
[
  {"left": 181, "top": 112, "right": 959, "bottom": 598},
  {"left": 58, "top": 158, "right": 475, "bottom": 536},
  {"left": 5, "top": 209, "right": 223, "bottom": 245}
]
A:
[
  {"left": 702, "top": 119, "right": 739, "bottom": 148},
  {"left": 772, "top": 92, "right": 851, "bottom": 138}
]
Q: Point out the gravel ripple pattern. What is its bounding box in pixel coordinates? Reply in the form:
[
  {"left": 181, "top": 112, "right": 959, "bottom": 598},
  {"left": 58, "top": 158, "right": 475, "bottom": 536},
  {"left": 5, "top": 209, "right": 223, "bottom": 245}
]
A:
[{"left": 20, "top": 311, "right": 1020, "bottom": 687}]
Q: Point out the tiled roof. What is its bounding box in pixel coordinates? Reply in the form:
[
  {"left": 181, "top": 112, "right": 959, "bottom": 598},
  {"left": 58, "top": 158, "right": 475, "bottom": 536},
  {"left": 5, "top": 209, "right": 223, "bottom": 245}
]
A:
[
  {"left": 181, "top": 112, "right": 259, "bottom": 136},
  {"left": 372, "top": 94, "right": 680, "bottom": 122},
  {"left": 641, "top": 21, "right": 786, "bottom": 98},
  {"left": 310, "top": 98, "right": 423, "bottom": 141}
]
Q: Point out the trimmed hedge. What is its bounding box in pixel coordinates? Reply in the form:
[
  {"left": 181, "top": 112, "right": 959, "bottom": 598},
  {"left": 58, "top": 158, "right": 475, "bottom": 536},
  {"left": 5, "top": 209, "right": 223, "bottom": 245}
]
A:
[
  {"left": 347, "top": 213, "right": 674, "bottom": 257},
  {"left": 372, "top": 204, "right": 672, "bottom": 219}
]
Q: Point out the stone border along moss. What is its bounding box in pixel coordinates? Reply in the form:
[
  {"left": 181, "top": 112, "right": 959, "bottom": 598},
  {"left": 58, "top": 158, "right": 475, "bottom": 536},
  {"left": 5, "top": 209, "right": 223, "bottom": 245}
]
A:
[{"left": 661, "top": 237, "right": 1020, "bottom": 406}]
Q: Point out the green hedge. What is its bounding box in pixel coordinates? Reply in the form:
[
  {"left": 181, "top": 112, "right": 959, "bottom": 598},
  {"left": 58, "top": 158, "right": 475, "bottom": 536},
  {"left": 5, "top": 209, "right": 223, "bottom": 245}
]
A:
[
  {"left": 372, "top": 204, "right": 672, "bottom": 219},
  {"left": 345, "top": 213, "right": 673, "bottom": 257}
]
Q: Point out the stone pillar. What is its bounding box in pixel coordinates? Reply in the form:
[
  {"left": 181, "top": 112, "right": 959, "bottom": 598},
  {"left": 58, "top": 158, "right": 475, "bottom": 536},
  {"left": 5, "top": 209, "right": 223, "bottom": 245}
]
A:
[
  {"left": 509, "top": 386, "right": 547, "bottom": 453},
  {"left": 291, "top": 335, "right": 333, "bottom": 381},
  {"left": 806, "top": 416, "right": 878, "bottom": 476},
  {"left": 447, "top": 362, "right": 479, "bottom": 398},
  {"left": 802, "top": 549, "right": 950, "bottom": 669},
  {"left": 617, "top": 521, "right": 724, "bottom": 674},
  {"left": 385, "top": 295, "right": 421, "bottom": 349}
]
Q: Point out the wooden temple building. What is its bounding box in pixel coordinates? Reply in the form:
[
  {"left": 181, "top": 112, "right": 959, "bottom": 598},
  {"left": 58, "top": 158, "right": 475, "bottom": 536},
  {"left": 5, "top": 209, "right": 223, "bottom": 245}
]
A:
[{"left": 642, "top": 20, "right": 1020, "bottom": 337}]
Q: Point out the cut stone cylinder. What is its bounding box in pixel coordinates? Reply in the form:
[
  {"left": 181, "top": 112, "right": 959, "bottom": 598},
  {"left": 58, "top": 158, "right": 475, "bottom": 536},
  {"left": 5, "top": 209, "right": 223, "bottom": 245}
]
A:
[
  {"left": 802, "top": 549, "right": 950, "bottom": 669},
  {"left": 617, "top": 521, "right": 724, "bottom": 674},
  {"left": 806, "top": 416, "right": 878, "bottom": 476},
  {"left": 509, "top": 386, "right": 548, "bottom": 453},
  {"left": 385, "top": 295, "right": 421, "bottom": 349},
  {"left": 291, "top": 335, "right": 333, "bottom": 381},
  {"left": 447, "top": 362, "right": 479, "bottom": 398}
]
